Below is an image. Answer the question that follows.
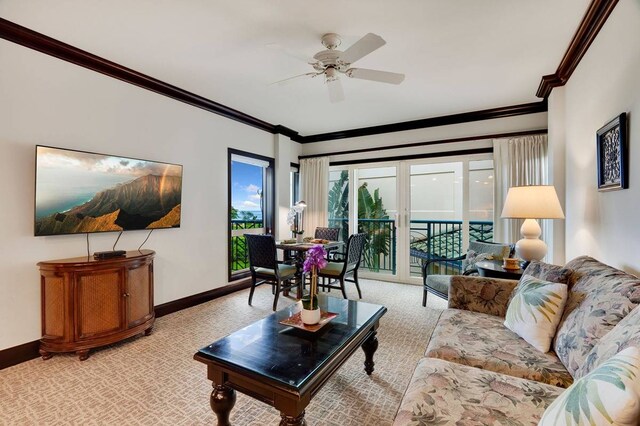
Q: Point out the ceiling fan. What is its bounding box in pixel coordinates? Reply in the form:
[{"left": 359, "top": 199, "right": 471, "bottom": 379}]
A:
[{"left": 269, "top": 33, "right": 405, "bottom": 103}]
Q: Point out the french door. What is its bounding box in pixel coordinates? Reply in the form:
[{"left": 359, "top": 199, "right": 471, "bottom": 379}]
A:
[{"left": 329, "top": 154, "right": 494, "bottom": 284}]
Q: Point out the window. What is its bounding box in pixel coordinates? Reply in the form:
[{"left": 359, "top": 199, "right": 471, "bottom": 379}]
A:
[
  {"left": 290, "top": 164, "right": 299, "bottom": 208},
  {"left": 228, "top": 149, "right": 274, "bottom": 280}
]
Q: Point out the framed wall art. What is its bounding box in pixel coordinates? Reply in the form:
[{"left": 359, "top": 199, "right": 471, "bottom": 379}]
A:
[{"left": 596, "top": 112, "right": 628, "bottom": 191}]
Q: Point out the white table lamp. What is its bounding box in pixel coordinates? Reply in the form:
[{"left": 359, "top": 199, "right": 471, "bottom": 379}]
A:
[{"left": 501, "top": 185, "right": 564, "bottom": 263}]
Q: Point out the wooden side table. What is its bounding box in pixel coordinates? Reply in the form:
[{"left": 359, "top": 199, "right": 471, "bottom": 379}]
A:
[{"left": 475, "top": 260, "right": 524, "bottom": 280}]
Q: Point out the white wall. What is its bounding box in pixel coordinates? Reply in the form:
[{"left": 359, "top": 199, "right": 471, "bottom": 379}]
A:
[
  {"left": 549, "top": 0, "right": 640, "bottom": 273},
  {"left": 0, "top": 40, "right": 285, "bottom": 350},
  {"left": 275, "top": 134, "right": 302, "bottom": 240}
]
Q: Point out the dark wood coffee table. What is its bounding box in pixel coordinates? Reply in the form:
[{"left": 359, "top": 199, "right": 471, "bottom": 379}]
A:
[{"left": 194, "top": 295, "right": 387, "bottom": 425}]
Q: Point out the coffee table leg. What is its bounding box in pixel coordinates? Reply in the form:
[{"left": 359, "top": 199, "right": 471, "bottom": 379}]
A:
[
  {"left": 362, "top": 331, "right": 379, "bottom": 375},
  {"left": 280, "top": 411, "right": 306, "bottom": 426},
  {"left": 210, "top": 384, "right": 236, "bottom": 426}
]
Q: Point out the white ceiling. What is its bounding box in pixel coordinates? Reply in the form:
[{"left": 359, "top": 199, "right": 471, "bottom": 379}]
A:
[{"left": 1, "top": 1, "right": 590, "bottom": 135}]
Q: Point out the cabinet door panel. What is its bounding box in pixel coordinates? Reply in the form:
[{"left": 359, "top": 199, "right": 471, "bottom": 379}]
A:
[
  {"left": 42, "top": 273, "right": 66, "bottom": 340},
  {"left": 127, "top": 263, "right": 153, "bottom": 327},
  {"left": 76, "top": 269, "right": 123, "bottom": 340}
]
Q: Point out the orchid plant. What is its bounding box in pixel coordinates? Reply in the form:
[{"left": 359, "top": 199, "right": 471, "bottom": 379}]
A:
[
  {"left": 301, "top": 245, "right": 328, "bottom": 310},
  {"left": 286, "top": 205, "right": 305, "bottom": 235}
]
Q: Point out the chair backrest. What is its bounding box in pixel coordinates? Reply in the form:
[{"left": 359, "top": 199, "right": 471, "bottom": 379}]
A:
[
  {"left": 314, "top": 227, "right": 340, "bottom": 241},
  {"left": 462, "top": 240, "right": 513, "bottom": 273},
  {"left": 345, "top": 233, "right": 367, "bottom": 271},
  {"left": 245, "top": 234, "right": 277, "bottom": 271}
]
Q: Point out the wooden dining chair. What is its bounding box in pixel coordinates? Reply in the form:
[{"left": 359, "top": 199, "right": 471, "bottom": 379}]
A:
[
  {"left": 245, "top": 234, "right": 298, "bottom": 311},
  {"left": 314, "top": 227, "right": 340, "bottom": 241},
  {"left": 317, "top": 233, "right": 367, "bottom": 299}
]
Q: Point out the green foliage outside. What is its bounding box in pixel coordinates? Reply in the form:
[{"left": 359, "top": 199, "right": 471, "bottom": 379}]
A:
[{"left": 328, "top": 170, "right": 392, "bottom": 272}]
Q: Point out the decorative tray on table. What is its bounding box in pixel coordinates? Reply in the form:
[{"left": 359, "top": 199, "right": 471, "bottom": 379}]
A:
[
  {"left": 309, "top": 238, "right": 330, "bottom": 244},
  {"left": 279, "top": 311, "right": 338, "bottom": 332}
]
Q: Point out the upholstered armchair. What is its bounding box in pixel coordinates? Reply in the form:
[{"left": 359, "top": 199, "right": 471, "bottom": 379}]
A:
[{"left": 417, "top": 241, "right": 513, "bottom": 306}]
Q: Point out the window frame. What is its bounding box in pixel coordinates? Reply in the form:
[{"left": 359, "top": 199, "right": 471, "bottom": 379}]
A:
[{"left": 227, "top": 148, "right": 275, "bottom": 282}]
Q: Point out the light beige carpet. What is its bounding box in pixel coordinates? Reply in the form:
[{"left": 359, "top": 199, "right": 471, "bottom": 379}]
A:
[{"left": 0, "top": 280, "right": 446, "bottom": 425}]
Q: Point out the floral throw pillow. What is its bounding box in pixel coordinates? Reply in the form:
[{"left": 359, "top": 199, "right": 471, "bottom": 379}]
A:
[
  {"left": 462, "top": 250, "right": 491, "bottom": 273},
  {"left": 504, "top": 275, "right": 569, "bottom": 353},
  {"left": 538, "top": 346, "right": 640, "bottom": 426}
]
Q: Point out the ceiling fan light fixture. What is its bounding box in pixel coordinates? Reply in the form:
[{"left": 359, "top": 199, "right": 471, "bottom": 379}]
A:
[{"left": 325, "top": 67, "right": 339, "bottom": 82}]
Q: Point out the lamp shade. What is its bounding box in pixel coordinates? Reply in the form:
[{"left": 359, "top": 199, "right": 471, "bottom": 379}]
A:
[{"left": 501, "top": 185, "right": 564, "bottom": 219}]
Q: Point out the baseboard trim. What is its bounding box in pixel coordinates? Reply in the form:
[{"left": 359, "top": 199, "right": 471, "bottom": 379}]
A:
[
  {"left": 0, "top": 279, "right": 252, "bottom": 370},
  {"left": 154, "top": 279, "right": 251, "bottom": 318},
  {"left": 0, "top": 340, "right": 41, "bottom": 371}
]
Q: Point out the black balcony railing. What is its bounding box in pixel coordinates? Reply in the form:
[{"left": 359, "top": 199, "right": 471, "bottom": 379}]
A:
[
  {"left": 231, "top": 220, "right": 263, "bottom": 273},
  {"left": 409, "top": 220, "right": 493, "bottom": 276},
  {"left": 329, "top": 218, "right": 493, "bottom": 277},
  {"left": 231, "top": 218, "right": 492, "bottom": 277},
  {"left": 329, "top": 218, "right": 396, "bottom": 274}
]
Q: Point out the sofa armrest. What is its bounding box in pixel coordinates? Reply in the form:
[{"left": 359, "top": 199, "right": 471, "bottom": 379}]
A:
[{"left": 447, "top": 275, "right": 519, "bottom": 317}]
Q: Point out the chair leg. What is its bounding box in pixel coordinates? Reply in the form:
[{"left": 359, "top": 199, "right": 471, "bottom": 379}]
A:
[
  {"left": 273, "top": 281, "right": 281, "bottom": 311},
  {"left": 353, "top": 270, "right": 362, "bottom": 299},
  {"left": 248, "top": 277, "right": 257, "bottom": 306},
  {"left": 422, "top": 288, "right": 427, "bottom": 307},
  {"left": 339, "top": 277, "right": 347, "bottom": 299}
]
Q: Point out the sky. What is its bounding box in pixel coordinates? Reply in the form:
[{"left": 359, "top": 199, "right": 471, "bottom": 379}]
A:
[{"left": 231, "top": 161, "right": 263, "bottom": 212}]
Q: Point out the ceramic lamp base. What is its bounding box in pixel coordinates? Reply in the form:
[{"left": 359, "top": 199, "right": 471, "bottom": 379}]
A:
[
  {"left": 301, "top": 308, "right": 321, "bottom": 325},
  {"left": 515, "top": 218, "right": 547, "bottom": 262}
]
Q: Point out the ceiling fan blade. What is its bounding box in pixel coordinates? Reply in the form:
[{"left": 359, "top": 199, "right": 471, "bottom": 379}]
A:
[
  {"left": 339, "top": 33, "right": 386, "bottom": 65},
  {"left": 266, "top": 43, "right": 317, "bottom": 65},
  {"left": 270, "top": 72, "right": 319, "bottom": 86},
  {"left": 327, "top": 78, "right": 345, "bottom": 103},
  {"left": 346, "top": 68, "right": 405, "bottom": 84}
]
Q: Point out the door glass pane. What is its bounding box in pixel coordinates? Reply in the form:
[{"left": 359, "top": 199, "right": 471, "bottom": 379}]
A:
[
  {"left": 409, "top": 162, "right": 463, "bottom": 277},
  {"left": 328, "top": 169, "right": 349, "bottom": 245},
  {"left": 230, "top": 159, "right": 265, "bottom": 275},
  {"left": 469, "top": 160, "right": 494, "bottom": 242},
  {"left": 356, "top": 167, "right": 396, "bottom": 275}
]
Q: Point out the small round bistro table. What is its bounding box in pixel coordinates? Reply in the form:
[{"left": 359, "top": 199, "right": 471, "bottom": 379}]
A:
[{"left": 475, "top": 260, "right": 524, "bottom": 280}]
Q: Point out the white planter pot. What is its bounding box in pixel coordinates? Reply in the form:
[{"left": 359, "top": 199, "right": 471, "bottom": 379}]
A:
[
  {"left": 301, "top": 308, "right": 321, "bottom": 325},
  {"left": 296, "top": 233, "right": 304, "bottom": 243}
]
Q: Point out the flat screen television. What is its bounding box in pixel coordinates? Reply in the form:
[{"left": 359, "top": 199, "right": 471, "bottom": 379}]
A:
[{"left": 35, "top": 145, "right": 183, "bottom": 236}]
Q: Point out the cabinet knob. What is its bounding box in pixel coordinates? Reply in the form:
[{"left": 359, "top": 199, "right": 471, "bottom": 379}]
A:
[{"left": 123, "top": 293, "right": 130, "bottom": 297}]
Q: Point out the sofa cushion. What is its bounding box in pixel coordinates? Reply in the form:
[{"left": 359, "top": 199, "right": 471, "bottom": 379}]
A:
[
  {"left": 522, "top": 260, "right": 572, "bottom": 284},
  {"left": 504, "top": 275, "right": 568, "bottom": 353},
  {"left": 448, "top": 275, "right": 519, "bottom": 317},
  {"left": 577, "top": 305, "right": 640, "bottom": 379},
  {"left": 393, "top": 357, "right": 563, "bottom": 426},
  {"left": 426, "top": 309, "right": 573, "bottom": 387},
  {"left": 539, "top": 347, "right": 640, "bottom": 426},
  {"left": 554, "top": 256, "right": 640, "bottom": 377}
]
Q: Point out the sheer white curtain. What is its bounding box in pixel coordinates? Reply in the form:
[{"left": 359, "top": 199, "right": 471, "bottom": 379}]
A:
[
  {"left": 299, "top": 157, "right": 329, "bottom": 238},
  {"left": 493, "top": 134, "right": 549, "bottom": 245}
]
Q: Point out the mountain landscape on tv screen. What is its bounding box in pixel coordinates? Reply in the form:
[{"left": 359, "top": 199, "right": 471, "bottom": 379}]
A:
[{"left": 35, "top": 147, "right": 183, "bottom": 236}]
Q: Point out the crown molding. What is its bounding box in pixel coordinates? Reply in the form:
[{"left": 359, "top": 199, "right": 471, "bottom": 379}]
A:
[
  {"left": 296, "top": 101, "right": 547, "bottom": 143},
  {"left": 536, "top": 0, "right": 618, "bottom": 98}
]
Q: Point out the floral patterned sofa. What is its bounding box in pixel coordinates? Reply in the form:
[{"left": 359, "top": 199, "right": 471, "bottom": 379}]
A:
[{"left": 393, "top": 256, "right": 640, "bottom": 425}]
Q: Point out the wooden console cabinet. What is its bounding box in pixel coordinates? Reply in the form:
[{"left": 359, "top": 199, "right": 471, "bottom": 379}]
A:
[{"left": 37, "top": 250, "right": 155, "bottom": 361}]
